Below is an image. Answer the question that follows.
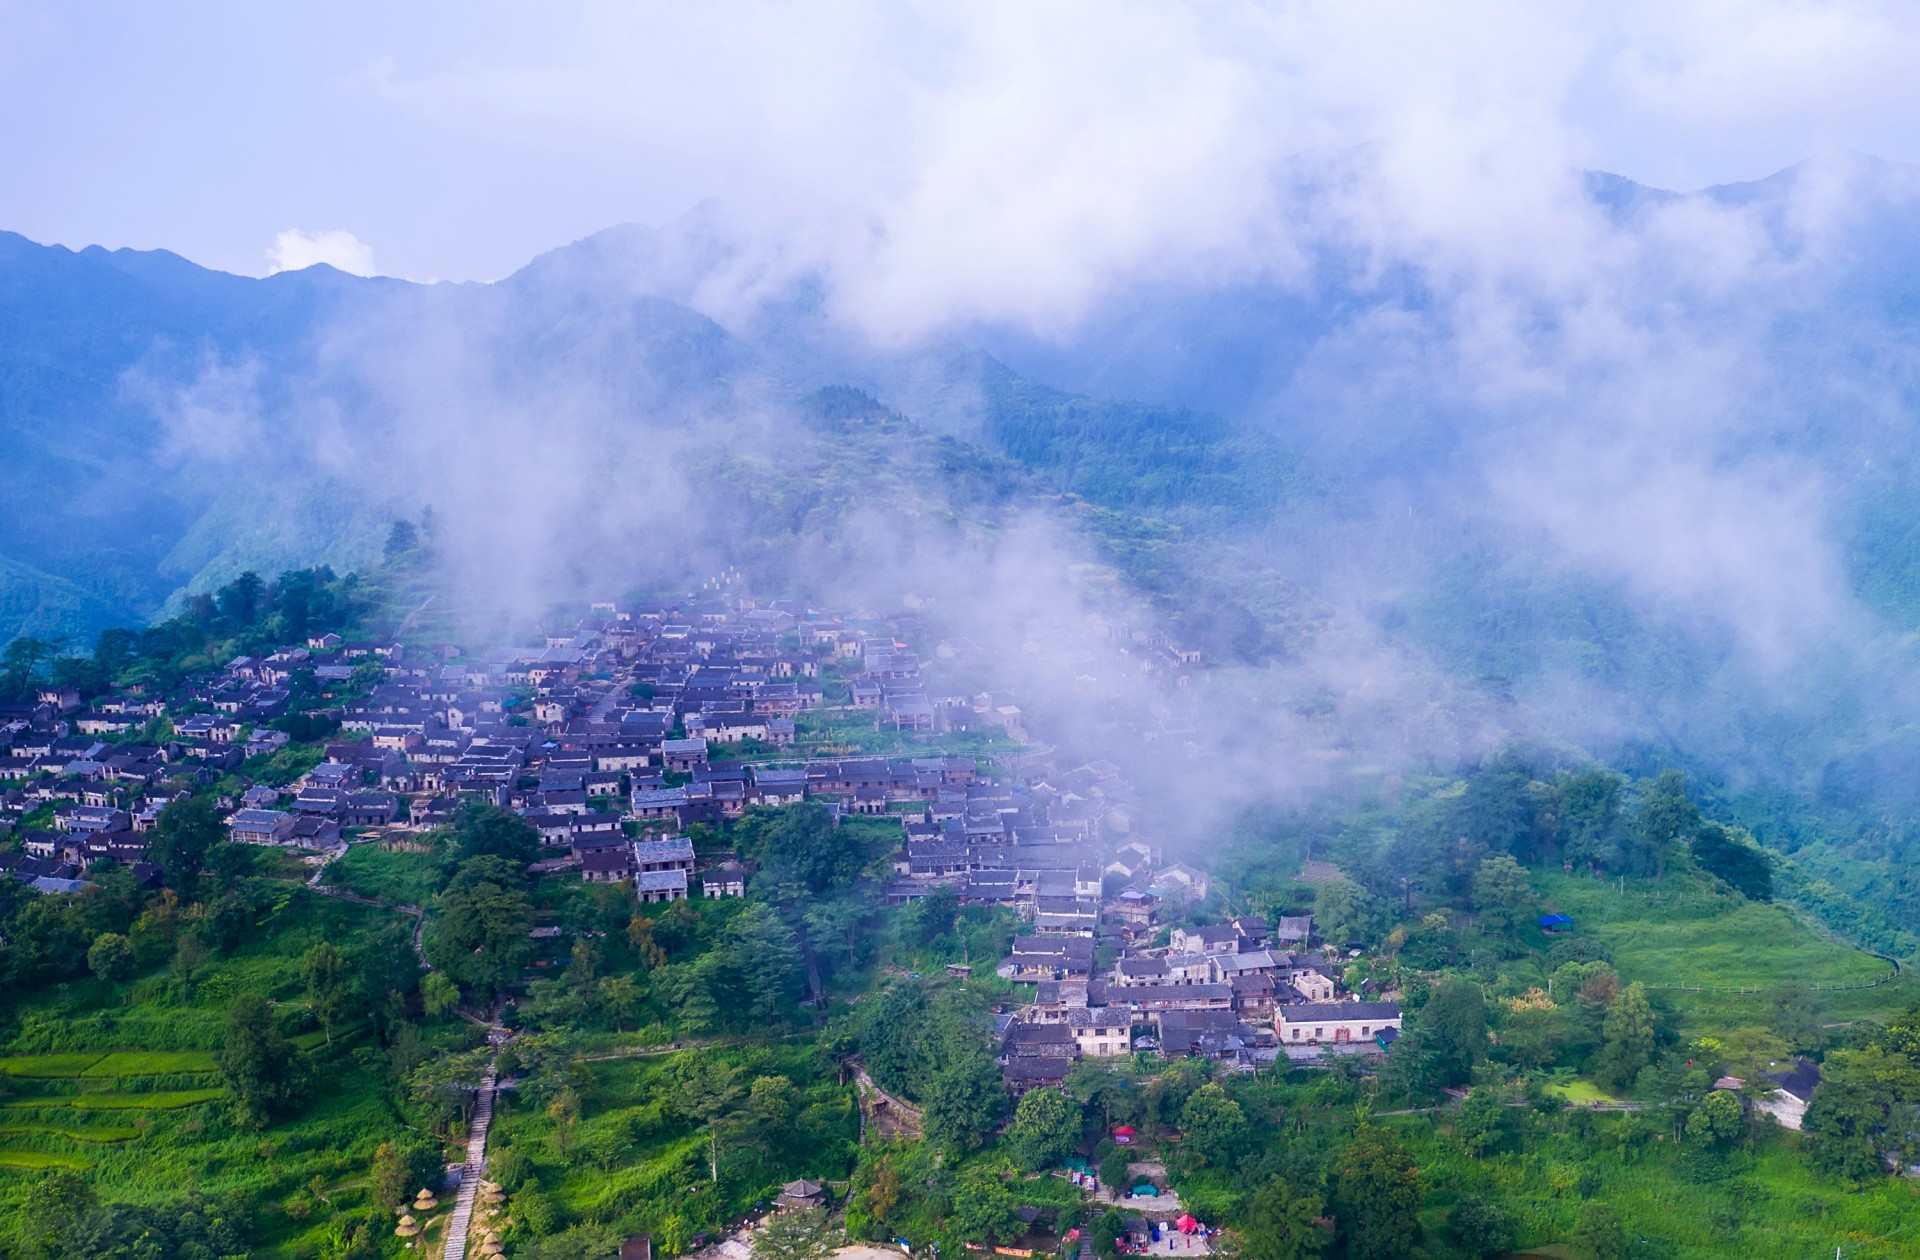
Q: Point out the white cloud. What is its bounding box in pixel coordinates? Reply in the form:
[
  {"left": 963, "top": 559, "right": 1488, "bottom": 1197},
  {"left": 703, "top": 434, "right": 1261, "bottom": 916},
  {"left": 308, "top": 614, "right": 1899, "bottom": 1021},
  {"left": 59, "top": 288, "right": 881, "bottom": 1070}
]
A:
[
  {"left": 338, "top": 1, "right": 1920, "bottom": 327},
  {"left": 77, "top": 0, "right": 1920, "bottom": 792},
  {"left": 310, "top": 2, "right": 1915, "bottom": 681},
  {"left": 266, "top": 228, "right": 377, "bottom": 276}
]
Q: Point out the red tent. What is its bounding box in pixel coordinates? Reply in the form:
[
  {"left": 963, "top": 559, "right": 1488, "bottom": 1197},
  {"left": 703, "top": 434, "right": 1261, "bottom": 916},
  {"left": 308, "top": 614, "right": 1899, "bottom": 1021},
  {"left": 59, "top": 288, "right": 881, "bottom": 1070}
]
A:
[
  {"left": 1176, "top": 1216, "right": 1200, "bottom": 1235},
  {"left": 1112, "top": 1125, "right": 1136, "bottom": 1142}
]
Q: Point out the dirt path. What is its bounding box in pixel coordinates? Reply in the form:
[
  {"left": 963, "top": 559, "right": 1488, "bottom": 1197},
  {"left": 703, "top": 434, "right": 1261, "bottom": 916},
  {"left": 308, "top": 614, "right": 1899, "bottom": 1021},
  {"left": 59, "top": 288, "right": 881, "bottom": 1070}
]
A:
[
  {"left": 582, "top": 1038, "right": 717, "bottom": 1062},
  {"left": 394, "top": 592, "right": 437, "bottom": 641},
  {"left": 1372, "top": 1099, "right": 1647, "bottom": 1117},
  {"left": 578, "top": 1029, "right": 822, "bottom": 1064}
]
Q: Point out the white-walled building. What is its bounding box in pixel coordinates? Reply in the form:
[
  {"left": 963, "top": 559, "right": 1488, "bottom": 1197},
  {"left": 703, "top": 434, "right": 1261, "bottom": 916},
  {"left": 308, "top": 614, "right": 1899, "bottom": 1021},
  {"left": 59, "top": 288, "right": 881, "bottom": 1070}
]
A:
[
  {"left": 1067, "top": 1008, "right": 1132, "bottom": 1058},
  {"left": 1276, "top": 1001, "right": 1402, "bottom": 1046}
]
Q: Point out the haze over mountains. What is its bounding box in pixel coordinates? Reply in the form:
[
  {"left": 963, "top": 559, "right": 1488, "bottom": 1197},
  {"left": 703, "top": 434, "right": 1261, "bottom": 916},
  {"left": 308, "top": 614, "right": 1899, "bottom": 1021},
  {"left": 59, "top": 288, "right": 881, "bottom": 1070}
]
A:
[{"left": 10, "top": 152, "right": 1920, "bottom": 831}]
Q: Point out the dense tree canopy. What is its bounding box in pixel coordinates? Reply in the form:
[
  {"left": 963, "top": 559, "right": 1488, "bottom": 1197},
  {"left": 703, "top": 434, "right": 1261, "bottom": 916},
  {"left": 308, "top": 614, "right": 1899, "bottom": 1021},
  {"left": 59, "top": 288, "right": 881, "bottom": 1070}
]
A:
[
  {"left": 450, "top": 805, "right": 542, "bottom": 868},
  {"left": 1181, "top": 1083, "right": 1249, "bottom": 1167},
  {"left": 150, "top": 797, "right": 226, "bottom": 899},
  {"left": 1593, "top": 982, "right": 1657, "bottom": 1093},
  {"left": 1806, "top": 1009, "right": 1920, "bottom": 1180},
  {"left": 1312, "top": 879, "right": 1385, "bottom": 947},
  {"left": 1471, "top": 854, "right": 1534, "bottom": 936},
  {"left": 1330, "top": 1125, "right": 1421, "bottom": 1260},
  {"left": 216, "top": 994, "right": 310, "bottom": 1128},
  {"left": 1690, "top": 821, "right": 1773, "bottom": 901},
  {"left": 922, "top": 1049, "right": 1008, "bottom": 1154},
  {"left": 1008, "top": 1086, "right": 1082, "bottom": 1171},
  {"left": 1237, "top": 1177, "right": 1328, "bottom": 1260},
  {"left": 737, "top": 802, "right": 873, "bottom": 896},
  {"left": 427, "top": 864, "right": 535, "bottom": 997}
]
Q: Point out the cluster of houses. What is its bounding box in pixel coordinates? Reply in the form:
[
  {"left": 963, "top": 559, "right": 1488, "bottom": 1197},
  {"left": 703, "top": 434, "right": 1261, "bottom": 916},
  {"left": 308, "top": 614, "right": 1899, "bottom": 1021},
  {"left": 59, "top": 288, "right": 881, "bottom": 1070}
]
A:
[
  {"left": 1, "top": 587, "right": 1405, "bottom": 1089},
  {"left": 993, "top": 916, "right": 1404, "bottom": 1089},
  {"left": 0, "top": 595, "right": 1059, "bottom": 910},
  {"left": 3, "top": 591, "right": 1397, "bottom": 1083},
  {"left": 0, "top": 716, "right": 188, "bottom": 893},
  {"left": 0, "top": 639, "right": 406, "bottom": 889}
]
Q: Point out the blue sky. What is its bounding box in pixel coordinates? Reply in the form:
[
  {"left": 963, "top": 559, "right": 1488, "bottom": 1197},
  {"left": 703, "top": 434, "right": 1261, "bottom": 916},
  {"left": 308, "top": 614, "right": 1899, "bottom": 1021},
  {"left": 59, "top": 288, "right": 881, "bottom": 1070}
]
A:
[{"left": 3, "top": 1, "right": 1919, "bottom": 287}]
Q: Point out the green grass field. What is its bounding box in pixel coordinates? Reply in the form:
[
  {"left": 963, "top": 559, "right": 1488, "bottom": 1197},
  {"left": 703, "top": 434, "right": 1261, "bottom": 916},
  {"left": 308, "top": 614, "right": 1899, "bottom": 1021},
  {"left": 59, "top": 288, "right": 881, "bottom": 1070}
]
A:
[
  {"left": 0, "top": 1150, "right": 88, "bottom": 1170},
  {"left": 325, "top": 841, "right": 442, "bottom": 906},
  {"left": 0, "top": 1053, "right": 106, "bottom": 1077},
  {"left": 0, "top": 1122, "right": 141, "bottom": 1143},
  {"left": 290, "top": 1023, "right": 368, "bottom": 1053},
  {"left": 1395, "top": 1110, "right": 1920, "bottom": 1259},
  {"left": 1530, "top": 872, "right": 1907, "bottom": 1035},
  {"left": 73, "top": 1051, "right": 217, "bottom": 1077},
  {"left": 1537, "top": 874, "right": 1892, "bottom": 990},
  {"left": 0, "top": 1089, "right": 223, "bottom": 1111},
  {"left": 1543, "top": 1079, "right": 1617, "bottom": 1104}
]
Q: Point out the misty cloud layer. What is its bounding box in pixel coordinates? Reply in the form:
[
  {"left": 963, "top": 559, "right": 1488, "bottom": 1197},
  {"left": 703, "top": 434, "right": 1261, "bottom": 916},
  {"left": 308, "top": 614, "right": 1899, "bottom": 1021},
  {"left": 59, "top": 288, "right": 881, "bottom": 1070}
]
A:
[
  {"left": 73, "top": 4, "right": 1920, "bottom": 843},
  {"left": 118, "top": 148, "right": 1920, "bottom": 847}
]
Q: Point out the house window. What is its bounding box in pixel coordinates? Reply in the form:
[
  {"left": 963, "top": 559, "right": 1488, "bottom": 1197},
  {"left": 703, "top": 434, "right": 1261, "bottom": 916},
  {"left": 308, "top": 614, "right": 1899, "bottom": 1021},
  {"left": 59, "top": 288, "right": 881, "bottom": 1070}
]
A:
[
  {"left": 1361, "top": 1027, "right": 1369, "bottom": 1036},
  {"left": 1315, "top": 1028, "right": 1324, "bottom": 1038}
]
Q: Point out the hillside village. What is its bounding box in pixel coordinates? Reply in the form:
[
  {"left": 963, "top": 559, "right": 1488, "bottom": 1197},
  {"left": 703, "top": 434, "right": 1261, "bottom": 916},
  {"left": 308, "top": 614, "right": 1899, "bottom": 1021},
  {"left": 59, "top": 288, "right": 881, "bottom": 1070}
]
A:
[
  {"left": 15, "top": 25, "right": 1920, "bottom": 1256},
  {"left": 0, "top": 584, "right": 1402, "bottom": 1097},
  {"left": 3, "top": 574, "right": 1915, "bottom": 1260}
]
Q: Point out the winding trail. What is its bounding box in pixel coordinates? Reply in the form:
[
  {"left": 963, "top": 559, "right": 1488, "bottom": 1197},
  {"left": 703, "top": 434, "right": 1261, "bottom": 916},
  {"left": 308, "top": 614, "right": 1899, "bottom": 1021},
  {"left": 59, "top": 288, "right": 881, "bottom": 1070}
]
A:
[{"left": 306, "top": 846, "right": 430, "bottom": 969}]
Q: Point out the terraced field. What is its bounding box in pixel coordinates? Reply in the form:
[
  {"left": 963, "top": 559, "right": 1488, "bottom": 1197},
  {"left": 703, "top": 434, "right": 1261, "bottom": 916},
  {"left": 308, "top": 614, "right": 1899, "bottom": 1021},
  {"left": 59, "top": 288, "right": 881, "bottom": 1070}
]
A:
[
  {"left": 83, "top": 1051, "right": 219, "bottom": 1076},
  {"left": 0, "top": 885, "right": 450, "bottom": 1259},
  {"left": 1, "top": 1089, "right": 224, "bottom": 1111},
  {"left": 0, "top": 1122, "right": 141, "bottom": 1143},
  {"left": 0, "top": 1150, "right": 87, "bottom": 1170},
  {"left": 0, "top": 1053, "right": 113, "bottom": 1077},
  {"left": 0, "top": 1049, "right": 222, "bottom": 1171},
  {"left": 0, "top": 1050, "right": 217, "bottom": 1078}
]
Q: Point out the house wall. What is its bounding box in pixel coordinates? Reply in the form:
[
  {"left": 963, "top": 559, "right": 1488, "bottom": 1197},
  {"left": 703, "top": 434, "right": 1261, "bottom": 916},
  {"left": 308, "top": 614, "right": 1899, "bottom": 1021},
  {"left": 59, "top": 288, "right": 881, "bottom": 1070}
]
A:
[
  {"left": 1073, "top": 1026, "right": 1132, "bottom": 1057},
  {"left": 1276, "top": 1012, "right": 1401, "bottom": 1045}
]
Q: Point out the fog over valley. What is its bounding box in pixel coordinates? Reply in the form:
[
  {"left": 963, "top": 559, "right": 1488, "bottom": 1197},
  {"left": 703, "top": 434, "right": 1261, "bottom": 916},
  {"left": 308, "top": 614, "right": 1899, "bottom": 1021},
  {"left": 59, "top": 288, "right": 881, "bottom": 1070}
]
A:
[{"left": 9, "top": 7, "right": 1920, "bottom": 1258}]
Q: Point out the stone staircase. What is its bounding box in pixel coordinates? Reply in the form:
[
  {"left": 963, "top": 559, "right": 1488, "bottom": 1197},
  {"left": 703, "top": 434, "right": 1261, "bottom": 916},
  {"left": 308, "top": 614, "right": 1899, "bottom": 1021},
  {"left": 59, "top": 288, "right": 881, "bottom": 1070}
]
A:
[{"left": 441, "top": 1071, "right": 497, "bottom": 1260}]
